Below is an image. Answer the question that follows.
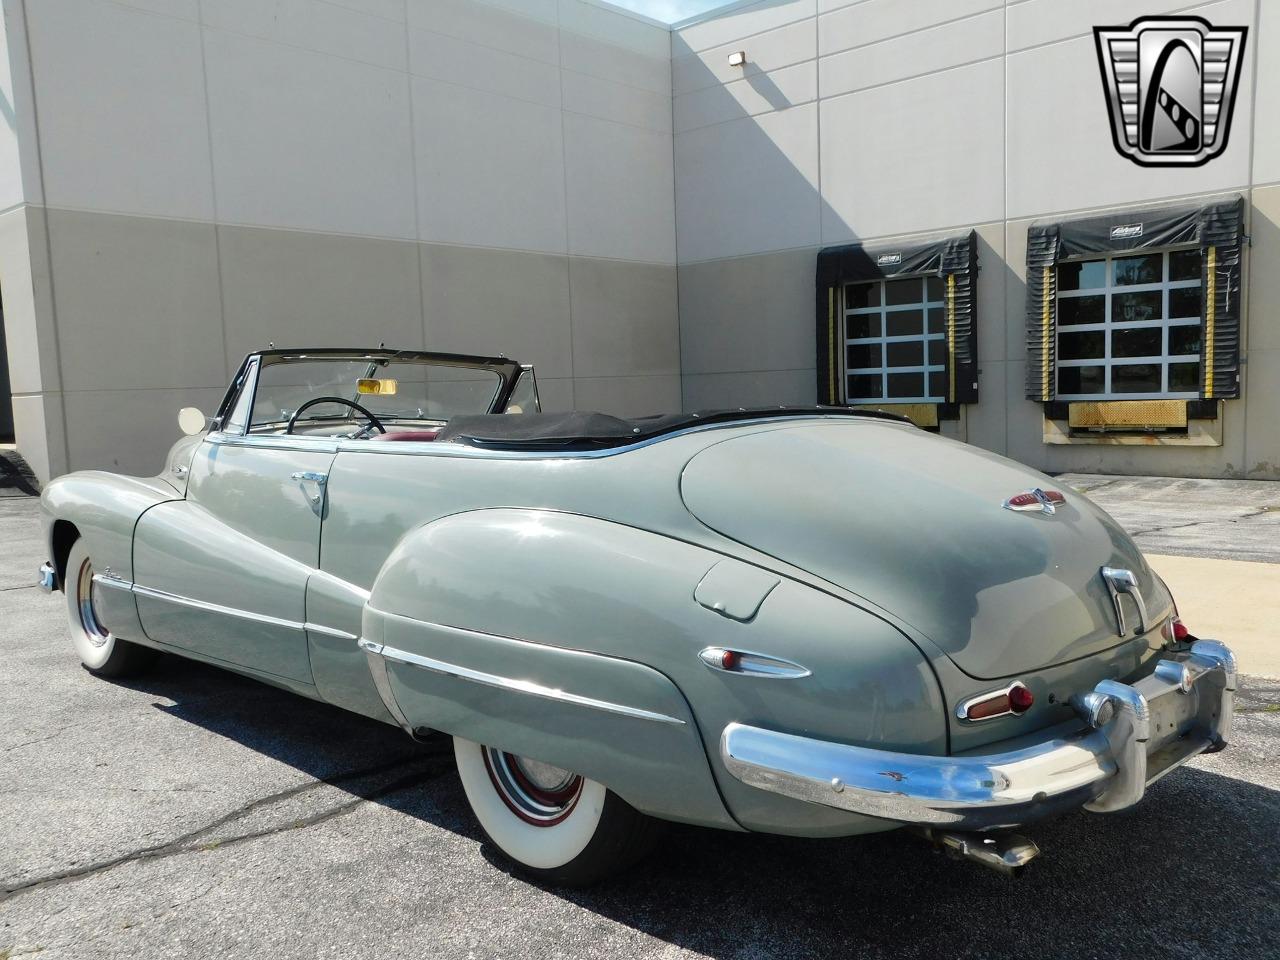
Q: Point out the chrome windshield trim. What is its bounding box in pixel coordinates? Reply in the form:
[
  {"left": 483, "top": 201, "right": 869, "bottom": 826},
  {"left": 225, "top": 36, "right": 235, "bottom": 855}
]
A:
[
  {"left": 131, "top": 583, "right": 306, "bottom": 633},
  {"left": 359, "top": 638, "right": 686, "bottom": 726}
]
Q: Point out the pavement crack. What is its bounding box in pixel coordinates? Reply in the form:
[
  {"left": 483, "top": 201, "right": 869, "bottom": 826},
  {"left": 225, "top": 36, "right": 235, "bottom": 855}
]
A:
[{"left": 0, "top": 753, "right": 451, "bottom": 903}]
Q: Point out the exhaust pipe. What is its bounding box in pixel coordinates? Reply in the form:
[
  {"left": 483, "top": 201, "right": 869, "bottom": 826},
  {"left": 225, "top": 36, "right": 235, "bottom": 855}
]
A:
[{"left": 913, "top": 828, "right": 1041, "bottom": 877}]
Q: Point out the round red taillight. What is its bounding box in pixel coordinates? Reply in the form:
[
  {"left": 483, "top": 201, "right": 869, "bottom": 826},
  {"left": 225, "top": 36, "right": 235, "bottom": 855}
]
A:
[
  {"left": 720, "top": 649, "right": 740, "bottom": 671},
  {"left": 1173, "top": 620, "right": 1190, "bottom": 641},
  {"left": 1008, "top": 684, "right": 1035, "bottom": 714}
]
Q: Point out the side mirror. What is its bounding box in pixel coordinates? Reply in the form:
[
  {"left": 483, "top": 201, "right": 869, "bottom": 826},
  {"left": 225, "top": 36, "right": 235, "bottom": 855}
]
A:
[{"left": 178, "top": 407, "right": 209, "bottom": 436}]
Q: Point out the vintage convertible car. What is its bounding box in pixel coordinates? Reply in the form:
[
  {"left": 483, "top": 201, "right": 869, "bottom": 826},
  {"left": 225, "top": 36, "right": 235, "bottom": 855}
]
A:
[{"left": 39, "top": 348, "right": 1236, "bottom": 884}]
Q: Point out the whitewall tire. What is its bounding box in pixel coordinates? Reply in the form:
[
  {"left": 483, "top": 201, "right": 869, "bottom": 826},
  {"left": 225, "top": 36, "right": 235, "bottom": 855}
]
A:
[
  {"left": 63, "top": 539, "right": 156, "bottom": 678},
  {"left": 453, "top": 737, "right": 662, "bottom": 885}
]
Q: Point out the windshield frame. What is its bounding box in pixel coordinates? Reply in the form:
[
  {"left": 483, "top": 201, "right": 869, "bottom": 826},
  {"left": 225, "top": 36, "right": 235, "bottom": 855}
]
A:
[{"left": 213, "top": 348, "right": 524, "bottom": 436}]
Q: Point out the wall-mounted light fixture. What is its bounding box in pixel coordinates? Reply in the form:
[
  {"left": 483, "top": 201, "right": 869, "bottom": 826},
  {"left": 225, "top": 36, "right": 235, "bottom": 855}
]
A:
[{"left": 728, "top": 50, "right": 746, "bottom": 67}]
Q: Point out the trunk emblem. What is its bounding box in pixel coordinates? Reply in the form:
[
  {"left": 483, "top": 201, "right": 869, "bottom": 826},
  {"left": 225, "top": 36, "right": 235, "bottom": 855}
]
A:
[{"left": 1003, "top": 488, "right": 1066, "bottom": 515}]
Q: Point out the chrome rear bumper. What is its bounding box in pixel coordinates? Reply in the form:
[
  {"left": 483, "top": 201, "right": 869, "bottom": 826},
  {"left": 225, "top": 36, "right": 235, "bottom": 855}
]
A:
[
  {"left": 721, "top": 640, "right": 1235, "bottom": 831},
  {"left": 38, "top": 561, "right": 57, "bottom": 593}
]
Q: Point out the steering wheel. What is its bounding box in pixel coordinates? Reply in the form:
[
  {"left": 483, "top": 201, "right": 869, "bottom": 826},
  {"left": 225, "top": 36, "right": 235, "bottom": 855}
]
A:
[{"left": 286, "top": 396, "right": 387, "bottom": 437}]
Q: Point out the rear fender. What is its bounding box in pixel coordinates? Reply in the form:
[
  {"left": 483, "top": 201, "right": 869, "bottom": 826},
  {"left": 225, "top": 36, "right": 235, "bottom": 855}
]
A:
[{"left": 360, "top": 508, "right": 945, "bottom": 836}]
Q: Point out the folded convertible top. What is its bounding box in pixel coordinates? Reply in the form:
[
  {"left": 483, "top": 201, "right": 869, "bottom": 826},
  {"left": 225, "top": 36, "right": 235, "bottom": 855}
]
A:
[{"left": 436, "top": 406, "right": 908, "bottom": 450}]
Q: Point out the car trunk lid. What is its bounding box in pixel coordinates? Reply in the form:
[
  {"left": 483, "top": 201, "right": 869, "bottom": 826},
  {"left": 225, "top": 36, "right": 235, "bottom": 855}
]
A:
[{"left": 680, "top": 420, "right": 1169, "bottom": 680}]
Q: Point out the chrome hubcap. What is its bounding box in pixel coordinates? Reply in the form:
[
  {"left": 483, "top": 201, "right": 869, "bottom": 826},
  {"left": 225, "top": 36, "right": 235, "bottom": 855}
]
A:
[
  {"left": 482, "top": 748, "right": 583, "bottom": 827},
  {"left": 76, "top": 559, "right": 110, "bottom": 648}
]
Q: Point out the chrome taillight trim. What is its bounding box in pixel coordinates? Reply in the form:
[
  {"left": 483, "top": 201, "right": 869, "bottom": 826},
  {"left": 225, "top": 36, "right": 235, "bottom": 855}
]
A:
[
  {"left": 955, "top": 680, "right": 1033, "bottom": 722},
  {"left": 698, "top": 647, "right": 810, "bottom": 679}
]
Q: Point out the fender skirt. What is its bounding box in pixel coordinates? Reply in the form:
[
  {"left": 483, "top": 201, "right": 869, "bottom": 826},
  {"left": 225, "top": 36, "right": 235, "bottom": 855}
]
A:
[{"left": 360, "top": 607, "right": 741, "bottom": 832}]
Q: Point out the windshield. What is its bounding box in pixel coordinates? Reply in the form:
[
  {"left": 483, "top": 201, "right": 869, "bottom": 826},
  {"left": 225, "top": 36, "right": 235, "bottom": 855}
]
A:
[{"left": 248, "top": 358, "right": 503, "bottom": 432}]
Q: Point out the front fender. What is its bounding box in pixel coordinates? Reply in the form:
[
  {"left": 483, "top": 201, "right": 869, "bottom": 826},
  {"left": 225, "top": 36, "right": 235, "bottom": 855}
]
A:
[
  {"left": 361, "top": 508, "right": 945, "bottom": 836},
  {"left": 40, "top": 472, "right": 180, "bottom": 638}
]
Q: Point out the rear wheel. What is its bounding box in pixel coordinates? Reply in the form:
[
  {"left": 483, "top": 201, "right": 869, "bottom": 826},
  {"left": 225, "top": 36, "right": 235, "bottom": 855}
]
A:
[
  {"left": 453, "top": 737, "right": 662, "bottom": 886},
  {"left": 63, "top": 539, "right": 156, "bottom": 678}
]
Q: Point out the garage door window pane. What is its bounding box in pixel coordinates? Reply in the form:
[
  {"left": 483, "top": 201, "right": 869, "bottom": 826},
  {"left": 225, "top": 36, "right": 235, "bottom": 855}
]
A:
[
  {"left": 1169, "top": 362, "right": 1200, "bottom": 391},
  {"left": 1169, "top": 286, "right": 1200, "bottom": 318},
  {"left": 887, "top": 372, "right": 924, "bottom": 398},
  {"left": 1113, "top": 253, "right": 1162, "bottom": 285},
  {"left": 1113, "top": 291, "right": 1162, "bottom": 323},
  {"left": 1112, "top": 364, "right": 1161, "bottom": 393},
  {"left": 1168, "top": 324, "right": 1202, "bottom": 357},
  {"left": 1058, "top": 330, "right": 1105, "bottom": 360},
  {"left": 847, "top": 343, "right": 881, "bottom": 369},
  {"left": 1169, "top": 249, "right": 1201, "bottom": 282},
  {"left": 1058, "top": 365, "right": 1104, "bottom": 395},
  {"left": 1059, "top": 260, "right": 1106, "bottom": 291},
  {"left": 1059, "top": 296, "right": 1105, "bottom": 326},
  {"left": 885, "top": 278, "right": 922, "bottom": 306},
  {"left": 1111, "top": 327, "right": 1162, "bottom": 358},
  {"left": 885, "top": 310, "right": 924, "bottom": 338}
]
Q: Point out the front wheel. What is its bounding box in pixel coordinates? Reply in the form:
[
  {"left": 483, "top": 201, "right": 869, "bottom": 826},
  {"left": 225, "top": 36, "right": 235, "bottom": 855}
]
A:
[
  {"left": 453, "top": 737, "right": 662, "bottom": 886},
  {"left": 63, "top": 539, "right": 156, "bottom": 678}
]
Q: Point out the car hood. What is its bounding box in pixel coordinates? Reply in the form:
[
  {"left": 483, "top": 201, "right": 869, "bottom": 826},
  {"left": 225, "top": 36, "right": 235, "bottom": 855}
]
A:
[{"left": 679, "top": 420, "right": 1169, "bottom": 680}]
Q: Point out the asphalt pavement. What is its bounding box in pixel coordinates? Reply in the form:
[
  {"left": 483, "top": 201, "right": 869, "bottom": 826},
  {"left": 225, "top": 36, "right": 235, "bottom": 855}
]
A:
[{"left": 1, "top": 489, "right": 1278, "bottom": 960}]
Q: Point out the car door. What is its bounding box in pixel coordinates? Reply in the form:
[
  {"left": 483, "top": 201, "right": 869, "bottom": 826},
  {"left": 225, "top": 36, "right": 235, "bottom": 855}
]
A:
[{"left": 131, "top": 361, "right": 334, "bottom": 685}]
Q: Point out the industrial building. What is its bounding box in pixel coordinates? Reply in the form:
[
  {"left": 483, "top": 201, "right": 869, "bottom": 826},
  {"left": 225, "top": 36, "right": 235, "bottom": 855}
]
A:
[{"left": 2, "top": 0, "right": 1277, "bottom": 484}]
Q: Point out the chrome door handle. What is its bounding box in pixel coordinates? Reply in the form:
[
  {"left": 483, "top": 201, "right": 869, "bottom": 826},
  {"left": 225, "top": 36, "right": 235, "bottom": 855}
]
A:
[{"left": 290, "top": 471, "right": 328, "bottom": 504}]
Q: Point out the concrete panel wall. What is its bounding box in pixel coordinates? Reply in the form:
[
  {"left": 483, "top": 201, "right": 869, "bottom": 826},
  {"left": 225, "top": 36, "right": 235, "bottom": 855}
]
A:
[
  {"left": 672, "top": 0, "right": 1280, "bottom": 478},
  {"left": 1, "top": 0, "right": 680, "bottom": 481}
]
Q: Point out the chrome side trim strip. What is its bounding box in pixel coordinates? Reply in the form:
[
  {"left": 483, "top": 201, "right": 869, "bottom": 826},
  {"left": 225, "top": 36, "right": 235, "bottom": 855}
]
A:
[
  {"left": 305, "top": 621, "right": 359, "bottom": 641},
  {"left": 359, "top": 638, "right": 686, "bottom": 726},
  {"left": 91, "top": 573, "right": 133, "bottom": 592},
  {"left": 131, "top": 583, "right": 306, "bottom": 633}
]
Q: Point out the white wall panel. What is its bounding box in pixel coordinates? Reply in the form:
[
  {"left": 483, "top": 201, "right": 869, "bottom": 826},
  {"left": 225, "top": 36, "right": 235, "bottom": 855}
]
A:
[
  {"left": 201, "top": 0, "right": 407, "bottom": 71},
  {"left": 561, "top": 28, "right": 671, "bottom": 94},
  {"left": 673, "top": 17, "right": 815, "bottom": 96},
  {"left": 675, "top": 103, "right": 820, "bottom": 262},
  {"left": 564, "top": 113, "right": 676, "bottom": 263},
  {"left": 204, "top": 29, "right": 416, "bottom": 238},
  {"left": 820, "top": 59, "right": 1004, "bottom": 242},
  {"left": 562, "top": 68, "right": 672, "bottom": 132},
  {"left": 819, "top": 0, "right": 999, "bottom": 57},
  {"left": 25, "top": 0, "right": 213, "bottom": 219},
  {"left": 410, "top": 0, "right": 560, "bottom": 62},
  {"left": 409, "top": 25, "right": 562, "bottom": 108},
  {"left": 413, "top": 78, "right": 567, "bottom": 252},
  {"left": 819, "top": 8, "right": 1003, "bottom": 98},
  {"left": 674, "top": 59, "right": 816, "bottom": 133}
]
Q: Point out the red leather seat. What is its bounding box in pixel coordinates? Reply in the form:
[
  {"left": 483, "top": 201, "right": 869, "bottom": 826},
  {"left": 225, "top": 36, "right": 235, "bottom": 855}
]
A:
[{"left": 369, "top": 429, "right": 441, "bottom": 442}]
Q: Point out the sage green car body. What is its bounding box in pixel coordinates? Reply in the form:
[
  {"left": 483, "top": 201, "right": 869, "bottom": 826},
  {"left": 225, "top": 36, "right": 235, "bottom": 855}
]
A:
[{"left": 40, "top": 357, "right": 1177, "bottom": 838}]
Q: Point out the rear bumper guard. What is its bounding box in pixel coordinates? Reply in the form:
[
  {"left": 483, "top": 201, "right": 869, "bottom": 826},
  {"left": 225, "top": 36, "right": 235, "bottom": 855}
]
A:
[{"left": 720, "top": 640, "right": 1235, "bottom": 831}]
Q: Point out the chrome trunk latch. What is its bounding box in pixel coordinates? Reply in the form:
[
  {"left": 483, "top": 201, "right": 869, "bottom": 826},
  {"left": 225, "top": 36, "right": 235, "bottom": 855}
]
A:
[{"left": 1101, "top": 566, "right": 1150, "bottom": 636}]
